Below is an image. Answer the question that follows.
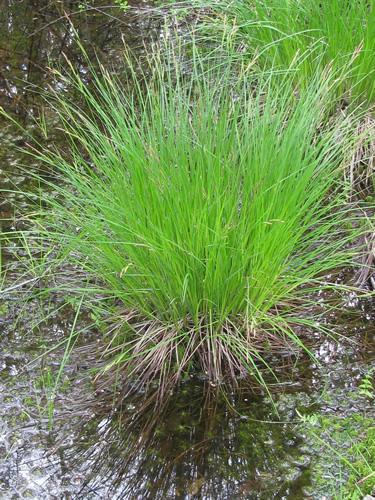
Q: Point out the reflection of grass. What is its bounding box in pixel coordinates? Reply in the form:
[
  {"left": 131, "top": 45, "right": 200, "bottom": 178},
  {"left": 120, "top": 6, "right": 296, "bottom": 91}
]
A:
[
  {"left": 191, "top": 0, "right": 375, "bottom": 104},
  {"left": 0, "top": 36, "right": 369, "bottom": 396}
]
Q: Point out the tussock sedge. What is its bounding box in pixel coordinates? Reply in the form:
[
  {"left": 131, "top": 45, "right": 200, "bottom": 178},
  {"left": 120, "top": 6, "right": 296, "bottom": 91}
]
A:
[
  {"left": 188, "top": 0, "right": 375, "bottom": 104},
  {"left": 0, "top": 39, "right": 370, "bottom": 398}
]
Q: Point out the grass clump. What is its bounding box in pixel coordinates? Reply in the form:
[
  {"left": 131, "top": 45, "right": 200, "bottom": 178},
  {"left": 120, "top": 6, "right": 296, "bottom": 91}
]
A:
[
  {"left": 188, "top": 0, "right": 375, "bottom": 104},
  {"left": 0, "top": 39, "right": 368, "bottom": 395}
]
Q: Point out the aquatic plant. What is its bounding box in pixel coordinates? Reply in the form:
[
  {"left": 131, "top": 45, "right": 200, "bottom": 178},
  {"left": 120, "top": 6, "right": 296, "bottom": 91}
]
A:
[
  {"left": 0, "top": 38, "right": 369, "bottom": 396},
  {"left": 298, "top": 408, "right": 375, "bottom": 498},
  {"left": 186, "top": 0, "right": 375, "bottom": 104}
]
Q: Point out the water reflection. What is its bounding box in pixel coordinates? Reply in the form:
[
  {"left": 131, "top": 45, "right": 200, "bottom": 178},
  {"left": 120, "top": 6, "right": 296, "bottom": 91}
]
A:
[
  {"left": 0, "top": 0, "right": 161, "bottom": 259},
  {"left": 31, "top": 380, "right": 309, "bottom": 499},
  {"left": 0, "top": 0, "right": 159, "bottom": 117}
]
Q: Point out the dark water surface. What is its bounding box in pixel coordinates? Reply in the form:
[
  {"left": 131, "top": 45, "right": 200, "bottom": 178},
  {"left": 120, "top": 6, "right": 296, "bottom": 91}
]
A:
[{"left": 1, "top": 2, "right": 375, "bottom": 499}]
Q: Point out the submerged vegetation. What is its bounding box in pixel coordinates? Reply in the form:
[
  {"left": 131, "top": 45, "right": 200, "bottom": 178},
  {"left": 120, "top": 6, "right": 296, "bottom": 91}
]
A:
[{"left": 298, "top": 403, "right": 375, "bottom": 498}]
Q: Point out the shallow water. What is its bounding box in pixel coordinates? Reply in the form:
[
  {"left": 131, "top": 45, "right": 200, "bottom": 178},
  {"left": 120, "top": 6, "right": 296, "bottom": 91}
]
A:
[
  {"left": 1, "top": 2, "right": 375, "bottom": 499},
  {"left": 1, "top": 291, "right": 374, "bottom": 499}
]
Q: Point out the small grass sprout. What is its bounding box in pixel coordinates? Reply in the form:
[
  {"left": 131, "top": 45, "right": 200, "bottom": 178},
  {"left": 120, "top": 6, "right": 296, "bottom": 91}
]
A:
[{"left": 359, "top": 368, "right": 375, "bottom": 400}]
